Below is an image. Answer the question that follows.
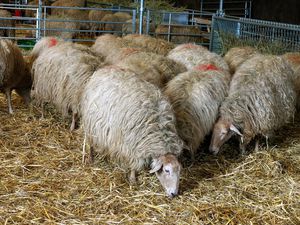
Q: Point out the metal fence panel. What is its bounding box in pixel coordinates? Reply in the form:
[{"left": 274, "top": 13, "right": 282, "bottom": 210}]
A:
[{"left": 210, "top": 15, "right": 300, "bottom": 54}]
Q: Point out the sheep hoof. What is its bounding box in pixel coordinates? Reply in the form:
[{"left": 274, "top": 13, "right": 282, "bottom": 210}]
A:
[{"left": 129, "top": 170, "right": 137, "bottom": 185}]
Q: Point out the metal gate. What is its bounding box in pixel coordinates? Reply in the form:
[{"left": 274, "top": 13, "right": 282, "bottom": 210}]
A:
[{"left": 210, "top": 15, "right": 300, "bottom": 55}]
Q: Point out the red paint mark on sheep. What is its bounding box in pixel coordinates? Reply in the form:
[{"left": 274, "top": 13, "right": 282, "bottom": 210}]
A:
[
  {"left": 49, "top": 38, "right": 58, "bottom": 47},
  {"left": 194, "top": 64, "right": 220, "bottom": 71}
]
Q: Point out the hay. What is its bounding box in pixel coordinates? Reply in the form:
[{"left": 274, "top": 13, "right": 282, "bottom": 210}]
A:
[
  {"left": 0, "top": 92, "right": 299, "bottom": 224},
  {"left": 218, "top": 32, "right": 298, "bottom": 55}
]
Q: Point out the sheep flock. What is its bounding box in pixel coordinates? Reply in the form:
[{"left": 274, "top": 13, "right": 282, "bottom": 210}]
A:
[{"left": 0, "top": 35, "right": 299, "bottom": 224}]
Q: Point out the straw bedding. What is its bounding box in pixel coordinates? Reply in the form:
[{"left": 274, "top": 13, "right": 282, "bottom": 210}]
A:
[{"left": 0, "top": 92, "right": 299, "bottom": 224}]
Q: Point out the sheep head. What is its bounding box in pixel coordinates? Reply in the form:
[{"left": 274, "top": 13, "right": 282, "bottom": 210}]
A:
[
  {"left": 150, "top": 153, "right": 181, "bottom": 198},
  {"left": 209, "top": 118, "right": 243, "bottom": 155}
]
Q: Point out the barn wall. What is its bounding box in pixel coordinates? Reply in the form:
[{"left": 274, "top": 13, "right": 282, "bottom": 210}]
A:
[
  {"left": 251, "top": 0, "right": 300, "bottom": 24},
  {"left": 175, "top": 0, "right": 300, "bottom": 25}
]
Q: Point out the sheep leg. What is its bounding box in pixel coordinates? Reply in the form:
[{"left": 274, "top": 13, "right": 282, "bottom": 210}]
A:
[
  {"left": 84, "top": 146, "right": 95, "bottom": 165},
  {"left": 70, "top": 112, "right": 78, "bottom": 132},
  {"left": 5, "top": 89, "right": 13, "bottom": 114},
  {"left": 129, "top": 170, "right": 137, "bottom": 184},
  {"left": 254, "top": 139, "right": 259, "bottom": 152}
]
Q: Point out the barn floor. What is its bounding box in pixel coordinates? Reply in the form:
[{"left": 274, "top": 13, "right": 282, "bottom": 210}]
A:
[{"left": 0, "top": 93, "right": 299, "bottom": 224}]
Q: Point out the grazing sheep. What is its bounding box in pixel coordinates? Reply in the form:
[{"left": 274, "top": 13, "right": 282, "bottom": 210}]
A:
[
  {"left": 281, "top": 52, "right": 300, "bottom": 108},
  {"left": 123, "top": 34, "right": 174, "bottom": 56},
  {"left": 209, "top": 55, "right": 296, "bottom": 155},
  {"left": 31, "top": 41, "right": 105, "bottom": 130},
  {"left": 91, "top": 34, "right": 125, "bottom": 58},
  {"left": 116, "top": 52, "right": 187, "bottom": 88},
  {"left": 0, "top": 9, "right": 15, "bottom": 38},
  {"left": 0, "top": 39, "right": 32, "bottom": 114},
  {"left": 224, "top": 46, "right": 259, "bottom": 75},
  {"left": 164, "top": 64, "right": 229, "bottom": 157},
  {"left": 168, "top": 43, "right": 230, "bottom": 73},
  {"left": 81, "top": 66, "right": 183, "bottom": 197},
  {"left": 29, "top": 36, "right": 63, "bottom": 63},
  {"left": 105, "top": 47, "right": 142, "bottom": 64}
]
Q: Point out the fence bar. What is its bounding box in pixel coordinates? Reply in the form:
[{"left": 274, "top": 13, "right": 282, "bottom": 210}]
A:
[{"left": 138, "top": 0, "right": 144, "bottom": 34}]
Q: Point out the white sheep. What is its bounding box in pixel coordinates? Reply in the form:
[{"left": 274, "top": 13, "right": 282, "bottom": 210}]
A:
[
  {"left": 80, "top": 65, "right": 183, "bottom": 197},
  {"left": 31, "top": 40, "right": 105, "bottom": 130},
  {"left": 209, "top": 54, "right": 296, "bottom": 155},
  {"left": 167, "top": 43, "right": 230, "bottom": 72},
  {"left": 164, "top": 64, "right": 229, "bottom": 158}
]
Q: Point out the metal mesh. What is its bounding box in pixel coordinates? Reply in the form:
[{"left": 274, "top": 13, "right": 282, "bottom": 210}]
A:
[{"left": 210, "top": 15, "right": 300, "bottom": 55}]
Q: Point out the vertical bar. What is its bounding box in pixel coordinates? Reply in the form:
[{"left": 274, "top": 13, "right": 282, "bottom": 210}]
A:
[
  {"left": 209, "top": 15, "right": 216, "bottom": 52},
  {"left": 146, "top": 9, "right": 150, "bottom": 34},
  {"left": 139, "top": 0, "right": 144, "bottom": 34},
  {"left": 167, "top": 13, "right": 172, "bottom": 42},
  {"left": 132, "top": 9, "right": 136, "bottom": 34},
  {"left": 200, "top": 0, "right": 203, "bottom": 13},
  {"left": 43, "top": 6, "right": 46, "bottom": 37},
  {"left": 218, "top": 0, "right": 224, "bottom": 16},
  {"left": 36, "top": 0, "right": 42, "bottom": 40}
]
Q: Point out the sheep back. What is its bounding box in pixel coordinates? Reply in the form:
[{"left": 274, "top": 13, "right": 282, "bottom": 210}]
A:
[
  {"left": 164, "top": 67, "right": 229, "bottom": 154},
  {"left": 221, "top": 54, "right": 296, "bottom": 142},
  {"left": 81, "top": 66, "right": 183, "bottom": 171}
]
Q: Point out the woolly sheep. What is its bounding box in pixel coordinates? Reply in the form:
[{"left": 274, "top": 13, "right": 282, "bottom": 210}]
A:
[
  {"left": 116, "top": 52, "right": 187, "bottom": 88},
  {"left": 0, "top": 9, "right": 15, "bottom": 38},
  {"left": 0, "top": 39, "right": 32, "bottom": 114},
  {"left": 91, "top": 34, "right": 125, "bottom": 58},
  {"left": 81, "top": 66, "right": 183, "bottom": 197},
  {"left": 105, "top": 47, "right": 142, "bottom": 64},
  {"left": 281, "top": 52, "right": 300, "bottom": 108},
  {"left": 31, "top": 40, "right": 105, "bottom": 130},
  {"left": 88, "top": 10, "right": 112, "bottom": 35},
  {"left": 224, "top": 46, "right": 259, "bottom": 75},
  {"left": 168, "top": 43, "right": 230, "bottom": 72},
  {"left": 209, "top": 55, "right": 296, "bottom": 155},
  {"left": 164, "top": 64, "right": 229, "bottom": 158},
  {"left": 123, "top": 34, "right": 174, "bottom": 56}
]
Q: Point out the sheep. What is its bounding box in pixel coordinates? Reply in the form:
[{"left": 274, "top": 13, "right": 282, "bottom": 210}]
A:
[
  {"left": 0, "top": 39, "right": 32, "bottom": 114},
  {"left": 115, "top": 52, "right": 187, "bottom": 88},
  {"left": 122, "top": 18, "right": 156, "bottom": 35},
  {"left": 80, "top": 65, "right": 183, "bottom": 197},
  {"left": 209, "top": 54, "right": 296, "bottom": 155},
  {"left": 168, "top": 43, "right": 230, "bottom": 72},
  {"left": 0, "top": 9, "right": 15, "bottom": 38},
  {"left": 43, "top": 15, "right": 80, "bottom": 40},
  {"left": 281, "top": 52, "right": 300, "bottom": 109},
  {"left": 155, "top": 24, "right": 204, "bottom": 44},
  {"left": 105, "top": 47, "right": 142, "bottom": 64},
  {"left": 164, "top": 64, "right": 229, "bottom": 158},
  {"left": 91, "top": 34, "right": 125, "bottom": 58},
  {"left": 88, "top": 9, "right": 112, "bottom": 36},
  {"left": 224, "top": 46, "right": 259, "bottom": 75},
  {"left": 123, "top": 34, "right": 174, "bottom": 56},
  {"left": 31, "top": 40, "right": 105, "bottom": 130}
]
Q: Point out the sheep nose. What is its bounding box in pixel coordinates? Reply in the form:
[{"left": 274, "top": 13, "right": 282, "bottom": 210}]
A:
[{"left": 170, "top": 192, "right": 177, "bottom": 198}]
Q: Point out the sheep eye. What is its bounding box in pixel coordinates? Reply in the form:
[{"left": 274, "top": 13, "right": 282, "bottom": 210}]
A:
[{"left": 164, "top": 169, "right": 170, "bottom": 174}]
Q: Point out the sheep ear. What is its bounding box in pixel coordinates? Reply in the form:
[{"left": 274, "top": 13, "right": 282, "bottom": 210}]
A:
[
  {"left": 149, "top": 158, "right": 162, "bottom": 173},
  {"left": 230, "top": 124, "right": 243, "bottom": 136}
]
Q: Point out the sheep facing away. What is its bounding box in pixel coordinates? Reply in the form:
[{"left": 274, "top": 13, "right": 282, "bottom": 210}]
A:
[
  {"left": 0, "top": 39, "right": 32, "bottom": 113},
  {"left": 167, "top": 43, "right": 230, "bottom": 72},
  {"left": 209, "top": 55, "right": 296, "bottom": 155},
  {"left": 224, "top": 46, "right": 259, "bottom": 75},
  {"left": 81, "top": 66, "right": 183, "bottom": 197},
  {"left": 164, "top": 64, "right": 229, "bottom": 158},
  {"left": 31, "top": 39, "right": 105, "bottom": 130}
]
